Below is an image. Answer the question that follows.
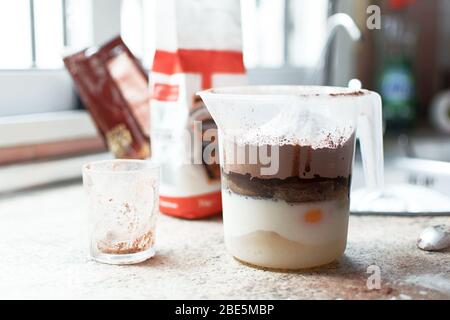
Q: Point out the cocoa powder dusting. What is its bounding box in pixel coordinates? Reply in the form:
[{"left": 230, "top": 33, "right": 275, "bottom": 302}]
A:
[
  {"left": 329, "top": 90, "right": 365, "bottom": 97},
  {"left": 97, "top": 229, "right": 154, "bottom": 255},
  {"left": 96, "top": 201, "right": 155, "bottom": 255},
  {"left": 324, "top": 133, "right": 337, "bottom": 149}
]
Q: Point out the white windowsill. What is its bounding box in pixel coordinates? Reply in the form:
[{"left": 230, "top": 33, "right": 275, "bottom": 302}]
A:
[
  {"left": 0, "top": 152, "right": 112, "bottom": 194},
  {"left": 0, "top": 110, "right": 99, "bottom": 148},
  {"left": 0, "top": 110, "right": 107, "bottom": 193}
]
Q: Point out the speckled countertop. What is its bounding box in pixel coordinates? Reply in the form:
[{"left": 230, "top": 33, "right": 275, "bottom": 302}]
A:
[{"left": 0, "top": 182, "right": 449, "bottom": 300}]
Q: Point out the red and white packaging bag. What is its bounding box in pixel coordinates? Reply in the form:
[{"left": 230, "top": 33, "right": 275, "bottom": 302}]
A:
[{"left": 150, "top": 0, "right": 246, "bottom": 219}]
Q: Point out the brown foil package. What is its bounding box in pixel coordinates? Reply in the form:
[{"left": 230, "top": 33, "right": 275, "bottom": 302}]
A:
[{"left": 64, "top": 36, "right": 150, "bottom": 159}]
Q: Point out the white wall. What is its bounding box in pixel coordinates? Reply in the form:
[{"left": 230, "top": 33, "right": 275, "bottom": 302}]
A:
[{"left": 91, "top": 0, "right": 122, "bottom": 45}]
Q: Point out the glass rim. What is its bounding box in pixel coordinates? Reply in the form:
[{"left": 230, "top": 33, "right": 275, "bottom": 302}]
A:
[
  {"left": 198, "top": 85, "right": 371, "bottom": 101},
  {"left": 82, "top": 159, "right": 160, "bottom": 175}
]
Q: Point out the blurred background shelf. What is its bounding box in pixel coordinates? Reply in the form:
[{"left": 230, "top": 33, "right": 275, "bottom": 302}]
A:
[{"left": 0, "top": 152, "right": 111, "bottom": 194}]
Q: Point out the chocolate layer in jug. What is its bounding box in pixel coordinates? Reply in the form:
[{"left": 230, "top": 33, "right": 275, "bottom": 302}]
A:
[{"left": 222, "top": 133, "right": 355, "bottom": 203}]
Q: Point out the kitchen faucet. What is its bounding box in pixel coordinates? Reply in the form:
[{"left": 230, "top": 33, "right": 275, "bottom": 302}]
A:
[{"left": 318, "top": 13, "right": 362, "bottom": 85}]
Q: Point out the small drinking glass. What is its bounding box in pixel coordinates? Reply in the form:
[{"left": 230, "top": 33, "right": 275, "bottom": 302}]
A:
[{"left": 82, "top": 159, "right": 160, "bottom": 265}]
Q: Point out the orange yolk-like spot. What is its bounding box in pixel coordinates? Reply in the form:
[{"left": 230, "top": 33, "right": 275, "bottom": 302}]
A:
[{"left": 304, "top": 209, "right": 323, "bottom": 223}]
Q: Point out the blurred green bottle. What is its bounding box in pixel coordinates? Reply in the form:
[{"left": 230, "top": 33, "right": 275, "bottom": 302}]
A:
[{"left": 377, "top": 0, "right": 418, "bottom": 130}]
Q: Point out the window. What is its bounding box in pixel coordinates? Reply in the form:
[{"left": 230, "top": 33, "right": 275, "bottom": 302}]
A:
[
  {"left": 121, "top": 0, "right": 331, "bottom": 73},
  {"left": 241, "top": 0, "right": 286, "bottom": 68},
  {"left": 0, "top": 0, "right": 78, "bottom": 117},
  {"left": 241, "top": 0, "right": 330, "bottom": 69},
  {"left": 0, "top": 1, "right": 119, "bottom": 171},
  {"left": 120, "top": 0, "right": 330, "bottom": 70},
  {"left": 0, "top": 0, "right": 118, "bottom": 117},
  {"left": 0, "top": 0, "right": 33, "bottom": 69},
  {"left": 241, "top": 0, "right": 332, "bottom": 86},
  {"left": 0, "top": 0, "right": 96, "bottom": 69}
]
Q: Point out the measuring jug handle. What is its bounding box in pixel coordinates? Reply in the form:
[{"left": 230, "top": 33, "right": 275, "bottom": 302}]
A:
[{"left": 358, "top": 92, "right": 384, "bottom": 190}]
